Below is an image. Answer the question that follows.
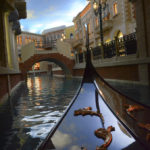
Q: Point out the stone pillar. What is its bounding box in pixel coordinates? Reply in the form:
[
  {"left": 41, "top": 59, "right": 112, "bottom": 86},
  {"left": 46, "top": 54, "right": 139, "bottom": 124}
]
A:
[
  {"left": 130, "top": 0, "right": 150, "bottom": 85},
  {"left": 134, "top": 0, "right": 149, "bottom": 58},
  {"left": 0, "top": 10, "right": 7, "bottom": 67}
]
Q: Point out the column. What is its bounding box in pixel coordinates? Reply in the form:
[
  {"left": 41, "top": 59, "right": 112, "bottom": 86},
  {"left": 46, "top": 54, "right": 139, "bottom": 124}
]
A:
[
  {"left": 0, "top": 10, "right": 7, "bottom": 67},
  {"left": 132, "top": 0, "right": 150, "bottom": 85}
]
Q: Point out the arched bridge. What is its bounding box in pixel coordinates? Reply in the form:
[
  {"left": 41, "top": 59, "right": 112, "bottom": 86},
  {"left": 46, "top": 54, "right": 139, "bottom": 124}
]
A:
[{"left": 19, "top": 43, "right": 75, "bottom": 79}]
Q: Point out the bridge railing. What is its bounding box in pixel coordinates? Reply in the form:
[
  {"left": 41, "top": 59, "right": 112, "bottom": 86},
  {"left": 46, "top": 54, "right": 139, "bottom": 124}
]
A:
[
  {"left": 34, "top": 49, "right": 58, "bottom": 54},
  {"left": 35, "top": 40, "right": 57, "bottom": 49}
]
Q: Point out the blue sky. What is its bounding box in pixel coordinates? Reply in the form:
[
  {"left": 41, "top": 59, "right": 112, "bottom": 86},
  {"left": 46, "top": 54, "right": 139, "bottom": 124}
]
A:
[{"left": 20, "top": 0, "right": 88, "bottom": 34}]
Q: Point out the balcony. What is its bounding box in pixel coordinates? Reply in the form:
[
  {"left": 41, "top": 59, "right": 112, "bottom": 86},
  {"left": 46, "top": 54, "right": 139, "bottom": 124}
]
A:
[
  {"left": 15, "top": 0, "right": 27, "bottom": 19},
  {"left": 72, "top": 39, "right": 83, "bottom": 48},
  {"left": 3, "top": 0, "right": 15, "bottom": 11},
  {"left": 95, "top": 20, "right": 113, "bottom": 33}
]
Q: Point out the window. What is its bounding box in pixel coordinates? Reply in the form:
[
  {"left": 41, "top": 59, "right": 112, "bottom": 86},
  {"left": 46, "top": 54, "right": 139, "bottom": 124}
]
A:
[
  {"left": 29, "top": 37, "right": 31, "bottom": 43},
  {"left": 40, "top": 38, "right": 42, "bottom": 47},
  {"left": 95, "top": 18, "right": 99, "bottom": 26},
  {"left": 25, "top": 37, "right": 28, "bottom": 44},
  {"left": 70, "top": 33, "right": 74, "bottom": 39},
  {"left": 17, "top": 36, "right": 19, "bottom": 44},
  {"left": 35, "top": 39, "right": 37, "bottom": 46},
  {"left": 113, "top": 2, "right": 118, "bottom": 16},
  {"left": 103, "top": 4, "right": 110, "bottom": 20},
  {"left": 19, "top": 36, "right": 22, "bottom": 45}
]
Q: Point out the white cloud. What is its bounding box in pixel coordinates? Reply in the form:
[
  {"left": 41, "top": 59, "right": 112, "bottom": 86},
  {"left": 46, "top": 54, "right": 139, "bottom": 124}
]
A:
[
  {"left": 27, "top": 10, "right": 36, "bottom": 19},
  {"left": 21, "top": 1, "right": 89, "bottom": 34},
  {"left": 21, "top": 25, "right": 24, "bottom": 30},
  {"left": 42, "top": 21, "right": 73, "bottom": 32},
  {"left": 52, "top": 130, "right": 72, "bottom": 148},
  {"left": 34, "top": 24, "right": 43, "bottom": 28}
]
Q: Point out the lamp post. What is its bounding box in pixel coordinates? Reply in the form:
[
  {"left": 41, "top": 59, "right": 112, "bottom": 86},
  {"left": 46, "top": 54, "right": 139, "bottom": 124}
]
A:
[{"left": 93, "top": 0, "right": 106, "bottom": 58}]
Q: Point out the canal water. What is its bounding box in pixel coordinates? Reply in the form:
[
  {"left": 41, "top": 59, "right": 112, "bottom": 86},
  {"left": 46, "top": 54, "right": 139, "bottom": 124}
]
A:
[{"left": 0, "top": 75, "right": 81, "bottom": 150}]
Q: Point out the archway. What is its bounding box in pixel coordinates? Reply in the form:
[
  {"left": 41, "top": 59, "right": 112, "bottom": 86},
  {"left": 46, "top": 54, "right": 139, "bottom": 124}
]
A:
[{"left": 19, "top": 53, "right": 75, "bottom": 79}]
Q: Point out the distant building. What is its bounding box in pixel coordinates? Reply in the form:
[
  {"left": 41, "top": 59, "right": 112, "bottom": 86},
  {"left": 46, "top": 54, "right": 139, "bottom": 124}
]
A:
[
  {"left": 17, "top": 31, "right": 44, "bottom": 57},
  {"left": 18, "top": 25, "right": 75, "bottom": 74}
]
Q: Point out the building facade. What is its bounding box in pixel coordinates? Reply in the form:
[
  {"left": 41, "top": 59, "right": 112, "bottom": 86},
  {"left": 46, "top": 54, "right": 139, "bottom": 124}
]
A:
[
  {"left": 0, "top": 0, "right": 27, "bottom": 102},
  {"left": 73, "top": 0, "right": 136, "bottom": 57},
  {"left": 17, "top": 31, "right": 44, "bottom": 56},
  {"left": 71, "top": 0, "right": 150, "bottom": 85},
  {"left": 18, "top": 25, "right": 75, "bottom": 75}
]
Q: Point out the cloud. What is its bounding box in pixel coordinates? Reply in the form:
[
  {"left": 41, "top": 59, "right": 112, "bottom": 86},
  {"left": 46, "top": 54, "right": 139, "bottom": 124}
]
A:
[
  {"left": 21, "top": 0, "right": 89, "bottom": 34},
  {"left": 67, "top": 1, "right": 89, "bottom": 18},
  {"left": 44, "top": 6, "right": 56, "bottom": 13},
  {"left": 27, "top": 10, "right": 36, "bottom": 19},
  {"left": 42, "top": 21, "right": 73, "bottom": 32},
  {"left": 21, "top": 25, "right": 24, "bottom": 30},
  {"left": 52, "top": 130, "right": 72, "bottom": 148},
  {"left": 34, "top": 24, "right": 43, "bottom": 28}
]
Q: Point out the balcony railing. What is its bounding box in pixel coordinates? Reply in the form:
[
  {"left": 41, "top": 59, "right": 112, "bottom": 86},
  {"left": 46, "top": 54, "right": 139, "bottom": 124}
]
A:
[
  {"left": 72, "top": 39, "right": 83, "bottom": 48},
  {"left": 93, "top": 32, "right": 137, "bottom": 59},
  {"left": 76, "top": 32, "right": 137, "bottom": 62},
  {"left": 95, "top": 20, "right": 113, "bottom": 33},
  {"left": 35, "top": 40, "right": 57, "bottom": 49}
]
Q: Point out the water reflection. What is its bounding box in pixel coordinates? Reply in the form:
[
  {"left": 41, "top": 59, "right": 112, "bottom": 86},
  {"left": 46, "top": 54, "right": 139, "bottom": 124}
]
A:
[
  {"left": 49, "top": 83, "right": 144, "bottom": 150},
  {"left": 0, "top": 75, "right": 81, "bottom": 150}
]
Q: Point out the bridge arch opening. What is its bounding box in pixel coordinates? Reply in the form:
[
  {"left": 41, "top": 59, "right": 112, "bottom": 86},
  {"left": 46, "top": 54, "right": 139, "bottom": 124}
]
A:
[{"left": 27, "top": 58, "right": 72, "bottom": 78}]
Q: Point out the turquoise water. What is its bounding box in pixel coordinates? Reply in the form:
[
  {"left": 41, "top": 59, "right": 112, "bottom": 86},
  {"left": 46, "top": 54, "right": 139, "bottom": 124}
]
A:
[
  {"left": 0, "top": 75, "right": 81, "bottom": 150},
  {"left": 108, "top": 81, "right": 150, "bottom": 106}
]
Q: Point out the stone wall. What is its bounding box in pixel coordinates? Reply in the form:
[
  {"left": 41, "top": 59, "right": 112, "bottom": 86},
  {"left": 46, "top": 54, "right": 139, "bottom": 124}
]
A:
[
  {"left": 73, "top": 64, "right": 141, "bottom": 84},
  {"left": 0, "top": 73, "right": 22, "bottom": 104}
]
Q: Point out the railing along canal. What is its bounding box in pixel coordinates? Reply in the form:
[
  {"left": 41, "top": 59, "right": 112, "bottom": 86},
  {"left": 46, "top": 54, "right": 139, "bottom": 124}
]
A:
[{"left": 77, "top": 32, "right": 137, "bottom": 63}]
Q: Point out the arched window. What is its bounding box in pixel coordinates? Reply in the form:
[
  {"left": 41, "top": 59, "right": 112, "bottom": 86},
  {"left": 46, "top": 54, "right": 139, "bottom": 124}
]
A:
[
  {"left": 19, "top": 36, "right": 22, "bottom": 45},
  {"left": 70, "top": 33, "right": 74, "bottom": 39},
  {"left": 34, "top": 39, "right": 37, "bottom": 47},
  {"left": 113, "top": 2, "right": 118, "bottom": 16},
  {"left": 105, "top": 38, "right": 111, "bottom": 43},
  {"left": 29, "top": 37, "right": 31, "bottom": 43},
  {"left": 25, "top": 36, "right": 28, "bottom": 44},
  {"left": 40, "top": 38, "right": 42, "bottom": 47},
  {"left": 117, "top": 31, "right": 123, "bottom": 39}
]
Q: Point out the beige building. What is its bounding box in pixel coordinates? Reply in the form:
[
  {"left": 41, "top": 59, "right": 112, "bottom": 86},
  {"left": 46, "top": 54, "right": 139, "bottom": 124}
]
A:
[
  {"left": 0, "top": 0, "right": 27, "bottom": 102},
  {"left": 73, "top": 0, "right": 136, "bottom": 58},
  {"left": 17, "top": 31, "right": 44, "bottom": 56},
  {"left": 18, "top": 25, "right": 75, "bottom": 75}
]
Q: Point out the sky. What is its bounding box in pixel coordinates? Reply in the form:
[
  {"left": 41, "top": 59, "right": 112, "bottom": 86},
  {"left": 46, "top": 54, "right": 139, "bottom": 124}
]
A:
[{"left": 20, "top": 0, "right": 89, "bottom": 34}]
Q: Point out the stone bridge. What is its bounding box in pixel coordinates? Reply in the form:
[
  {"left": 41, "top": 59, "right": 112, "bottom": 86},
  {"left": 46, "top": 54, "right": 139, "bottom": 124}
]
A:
[{"left": 19, "top": 42, "right": 75, "bottom": 79}]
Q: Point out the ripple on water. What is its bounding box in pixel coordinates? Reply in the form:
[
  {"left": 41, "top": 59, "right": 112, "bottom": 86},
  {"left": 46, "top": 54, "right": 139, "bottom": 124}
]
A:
[
  {"left": 27, "top": 123, "right": 55, "bottom": 139},
  {"left": 0, "top": 76, "right": 81, "bottom": 150}
]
